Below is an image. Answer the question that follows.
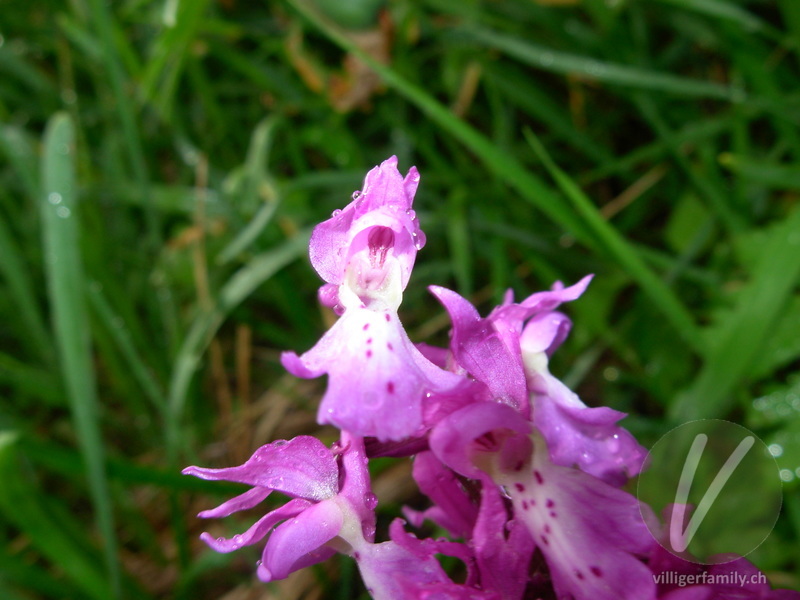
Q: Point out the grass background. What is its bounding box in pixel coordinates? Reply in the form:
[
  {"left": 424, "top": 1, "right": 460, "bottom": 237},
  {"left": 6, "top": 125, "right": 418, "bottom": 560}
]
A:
[{"left": 1, "top": 0, "right": 799, "bottom": 598}]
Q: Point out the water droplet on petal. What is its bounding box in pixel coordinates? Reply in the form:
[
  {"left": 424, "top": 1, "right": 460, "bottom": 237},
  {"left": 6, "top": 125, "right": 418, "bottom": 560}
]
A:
[
  {"left": 352, "top": 190, "right": 361, "bottom": 201},
  {"left": 364, "top": 492, "right": 378, "bottom": 510},
  {"left": 331, "top": 209, "right": 342, "bottom": 217}
]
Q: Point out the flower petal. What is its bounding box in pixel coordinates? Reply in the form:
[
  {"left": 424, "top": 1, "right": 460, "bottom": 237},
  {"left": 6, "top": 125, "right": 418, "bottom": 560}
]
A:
[
  {"left": 429, "top": 402, "right": 532, "bottom": 479},
  {"left": 182, "top": 436, "right": 338, "bottom": 501},
  {"left": 261, "top": 499, "right": 344, "bottom": 581},
  {"left": 501, "top": 435, "right": 656, "bottom": 600},
  {"left": 406, "top": 451, "right": 478, "bottom": 539},
  {"left": 356, "top": 523, "right": 490, "bottom": 600},
  {"left": 197, "top": 486, "right": 272, "bottom": 519},
  {"left": 199, "top": 497, "right": 312, "bottom": 553},
  {"left": 491, "top": 275, "right": 593, "bottom": 326},
  {"left": 283, "top": 305, "right": 463, "bottom": 441},
  {"left": 430, "top": 285, "right": 528, "bottom": 409},
  {"left": 530, "top": 372, "right": 647, "bottom": 485},
  {"left": 473, "top": 483, "right": 535, "bottom": 600}
]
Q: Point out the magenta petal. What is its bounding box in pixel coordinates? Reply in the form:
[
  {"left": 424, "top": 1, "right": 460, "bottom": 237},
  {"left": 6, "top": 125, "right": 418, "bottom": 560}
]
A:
[
  {"left": 199, "top": 497, "right": 312, "bottom": 553},
  {"left": 408, "top": 451, "right": 477, "bottom": 539},
  {"left": 198, "top": 486, "right": 272, "bottom": 519},
  {"left": 182, "top": 436, "right": 338, "bottom": 501},
  {"left": 508, "top": 436, "right": 656, "bottom": 600},
  {"left": 415, "top": 342, "right": 450, "bottom": 370},
  {"left": 356, "top": 525, "right": 489, "bottom": 600},
  {"left": 261, "top": 500, "right": 343, "bottom": 581},
  {"left": 519, "top": 311, "right": 573, "bottom": 356},
  {"left": 473, "top": 484, "right": 534, "bottom": 600},
  {"left": 531, "top": 373, "right": 647, "bottom": 485},
  {"left": 430, "top": 402, "right": 532, "bottom": 479},
  {"left": 286, "top": 305, "right": 463, "bottom": 441},
  {"left": 338, "top": 433, "right": 377, "bottom": 542},
  {"left": 430, "top": 285, "right": 528, "bottom": 408},
  {"left": 510, "top": 275, "right": 594, "bottom": 318}
]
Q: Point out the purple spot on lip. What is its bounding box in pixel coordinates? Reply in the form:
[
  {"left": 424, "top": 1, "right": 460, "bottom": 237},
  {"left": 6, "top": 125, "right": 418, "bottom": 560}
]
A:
[
  {"left": 546, "top": 499, "right": 555, "bottom": 508},
  {"left": 590, "top": 566, "right": 603, "bottom": 578},
  {"left": 387, "top": 342, "right": 393, "bottom": 351},
  {"left": 387, "top": 381, "right": 395, "bottom": 394},
  {"left": 515, "top": 483, "right": 525, "bottom": 492},
  {"left": 540, "top": 535, "right": 549, "bottom": 546},
  {"left": 549, "top": 511, "right": 557, "bottom": 518},
  {"left": 575, "top": 570, "right": 584, "bottom": 581},
  {"left": 367, "top": 338, "right": 372, "bottom": 344},
  {"left": 534, "top": 470, "right": 544, "bottom": 484},
  {"left": 521, "top": 500, "right": 529, "bottom": 510},
  {"left": 363, "top": 323, "right": 369, "bottom": 331},
  {"left": 366, "top": 350, "right": 373, "bottom": 358},
  {"left": 385, "top": 314, "right": 391, "bottom": 322}
]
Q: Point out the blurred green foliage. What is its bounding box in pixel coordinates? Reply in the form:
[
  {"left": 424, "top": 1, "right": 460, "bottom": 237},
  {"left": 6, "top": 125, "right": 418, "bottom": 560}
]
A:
[{"left": 0, "top": 0, "right": 799, "bottom": 597}]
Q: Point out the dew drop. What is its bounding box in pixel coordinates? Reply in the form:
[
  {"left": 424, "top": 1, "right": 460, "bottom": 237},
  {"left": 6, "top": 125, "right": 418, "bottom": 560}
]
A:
[
  {"left": 364, "top": 492, "right": 378, "bottom": 510},
  {"left": 352, "top": 190, "right": 361, "bottom": 201},
  {"left": 331, "top": 209, "right": 342, "bottom": 217},
  {"left": 48, "top": 192, "right": 62, "bottom": 205},
  {"left": 56, "top": 206, "right": 71, "bottom": 218}
]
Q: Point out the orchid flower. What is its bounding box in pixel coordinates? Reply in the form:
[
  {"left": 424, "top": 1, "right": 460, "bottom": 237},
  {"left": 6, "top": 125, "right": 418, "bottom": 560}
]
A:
[
  {"left": 430, "top": 278, "right": 647, "bottom": 485},
  {"left": 281, "top": 156, "right": 462, "bottom": 441}
]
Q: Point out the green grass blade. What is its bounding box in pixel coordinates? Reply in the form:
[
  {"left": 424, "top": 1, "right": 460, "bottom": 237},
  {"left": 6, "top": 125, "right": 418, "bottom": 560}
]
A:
[
  {"left": 0, "top": 212, "right": 52, "bottom": 362},
  {"left": 582, "top": 114, "right": 733, "bottom": 183},
  {"left": 634, "top": 94, "right": 747, "bottom": 234},
  {"left": 39, "top": 112, "right": 120, "bottom": 598},
  {"left": 483, "top": 66, "right": 613, "bottom": 165},
  {"left": 217, "top": 116, "right": 282, "bottom": 264},
  {"left": 85, "top": 0, "right": 157, "bottom": 246},
  {"left": 166, "top": 232, "right": 309, "bottom": 454},
  {"left": 0, "top": 125, "right": 40, "bottom": 199},
  {"left": 656, "top": 0, "right": 774, "bottom": 36},
  {"left": 0, "top": 352, "right": 62, "bottom": 406},
  {"left": 719, "top": 153, "right": 800, "bottom": 190},
  {"left": 0, "top": 433, "right": 112, "bottom": 600},
  {"left": 456, "top": 26, "right": 743, "bottom": 100},
  {"left": 86, "top": 280, "right": 166, "bottom": 411},
  {"left": 670, "top": 208, "right": 800, "bottom": 420},
  {"left": 0, "top": 544, "right": 86, "bottom": 600},
  {"left": 524, "top": 129, "right": 704, "bottom": 354},
  {"left": 140, "top": 0, "right": 212, "bottom": 121},
  {"left": 446, "top": 188, "right": 473, "bottom": 296}
]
